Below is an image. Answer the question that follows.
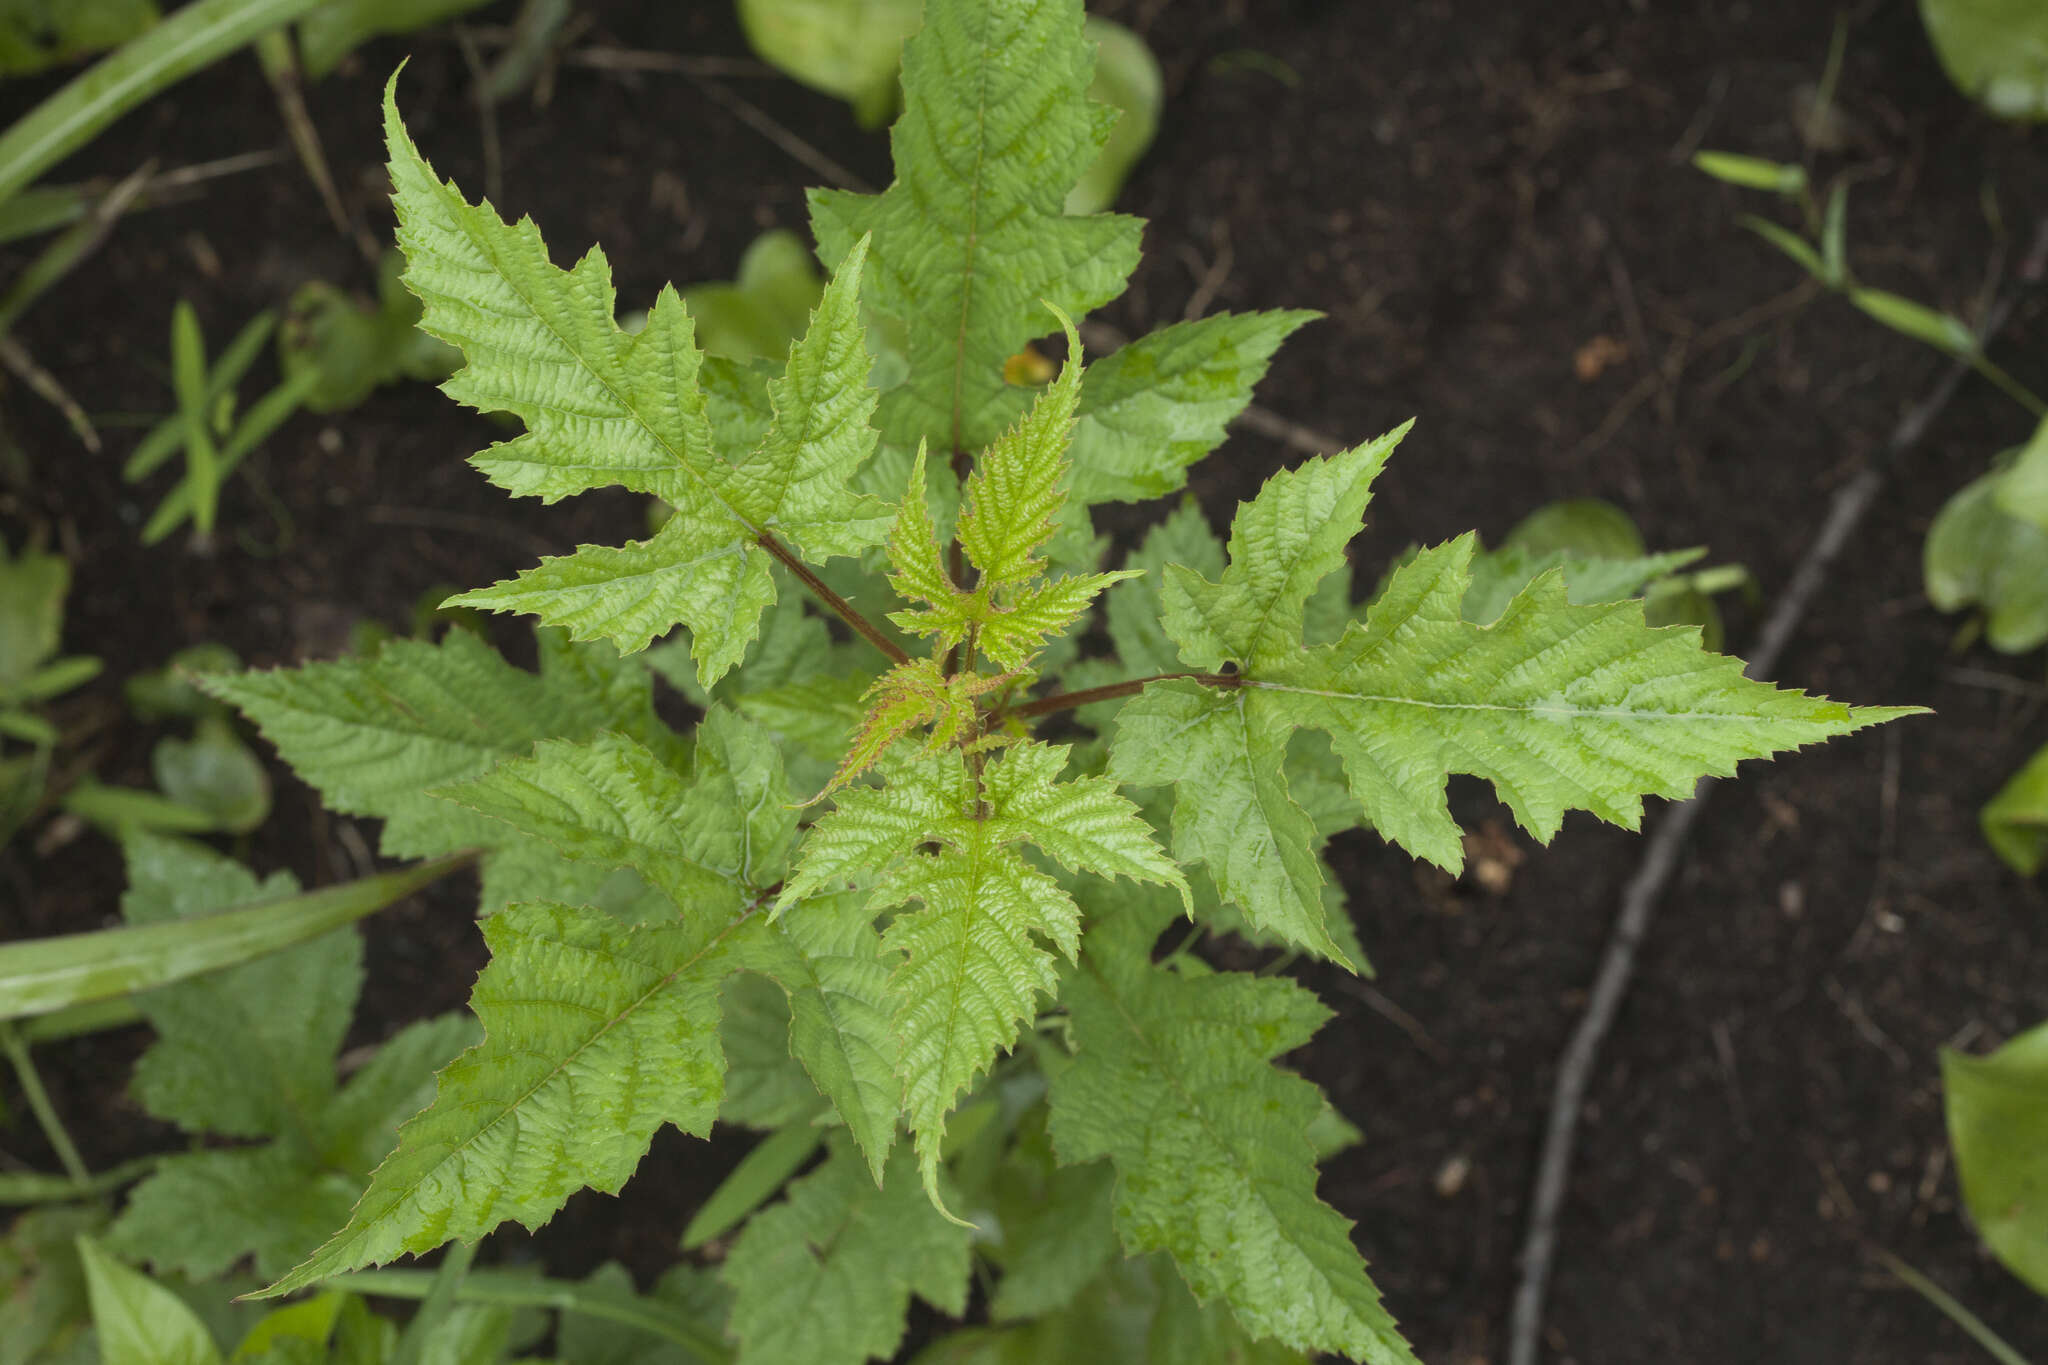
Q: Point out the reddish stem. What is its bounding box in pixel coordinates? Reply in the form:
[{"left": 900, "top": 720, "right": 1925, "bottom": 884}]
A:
[{"left": 757, "top": 535, "right": 910, "bottom": 667}]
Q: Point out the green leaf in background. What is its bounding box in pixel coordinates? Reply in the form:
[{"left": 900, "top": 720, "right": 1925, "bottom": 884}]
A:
[
  {"left": 1691, "top": 150, "right": 1807, "bottom": 195},
  {"left": 1921, "top": 0, "right": 2048, "bottom": 121},
  {"left": 1924, "top": 468, "right": 2048, "bottom": 652},
  {"left": 105, "top": 835, "right": 477, "bottom": 1281},
  {"left": 0, "top": 842, "right": 467, "bottom": 1021},
  {"left": 737, "top": 0, "right": 923, "bottom": 128},
  {"left": 295, "top": 0, "right": 493, "bottom": 81},
  {"left": 1981, "top": 741, "right": 2048, "bottom": 876},
  {"left": 0, "top": 0, "right": 158, "bottom": 78},
  {"left": 1848, "top": 286, "right": 1977, "bottom": 355},
  {"left": 682, "top": 228, "right": 826, "bottom": 363},
  {"left": 77, "top": 1234, "right": 223, "bottom": 1365},
  {"left": 1046, "top": 902, "right": 1414, "bottom": 1365},
  {"left": 150, "top": 714, "right": 270, "bottom": 833},
  {"left": 1943, "top": 1018, "right": 2048, "bottom": 1293},
  {"left": 1066, "top": 18, "right": 1161, "bottom": 215},
  {"left": 0, "top": 0, "right": 322, "bottom": 208},
  {"left": 912, "top": 1253, "right": 1311, "bottom": 1365},
  {"left": 0, "top": 1205, "right": 103, "bottom": 1365},
  {"left": 1992, "top": 414, "right": 2048, "bottom": 527},
  {"left": 808, "top": 0, "right": 1141, "bottom": 456},
  {"left": 278, "top": 251, "right": 459, "bottom": 413},
  {"left": 0, "top": 536, "right": 85, "bottom": 696},
  {"left": 723, "top": 1136, "right": 973, "bottom": 1365}
]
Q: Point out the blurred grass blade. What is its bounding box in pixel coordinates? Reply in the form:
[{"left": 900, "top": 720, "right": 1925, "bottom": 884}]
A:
[
  {"left": 1820, "top": 183, "right": 1848, "bottom": 288},
  {"left": 1693, "top": 150, "right": 1807, "bottom": 195},
  {"left": 126, "top": 310, "right": 277, "bottom": 480},
  {"left": 168, "top": 300, "right": 220, "bottom": 536},
  {"left": 141, "top": 364, "right": 321, "bottom": 542},
  {"left": 681, "top": 1123, "right": 822, "bottom": 1250},
  {"left": 335, "top": 1268, "right": 734, "bottom": 1361},
  {"left": 19, "top": 995, "right": 145, "bottom": 1045},
  {"left": 1738, "top": 214, "right": 1826, "bottom": 281},
  {"left": 0, "top": 851, "right": 472, "bottom": 1022},
  {"left": 1875, "top": 1250, "right": 2033, "bottom": 1365},
  {"left": 0, "top": 159, "right": 153, "bottom": 336},
  {"left": 0, "top": 1155, "right": 157, "bottom": 1206},
  {"left": 1849, "top": 287, "right": 1977, "bottom": 356},
  {"left": 0, "top": 0, "right": 321, "bottom": 207}
]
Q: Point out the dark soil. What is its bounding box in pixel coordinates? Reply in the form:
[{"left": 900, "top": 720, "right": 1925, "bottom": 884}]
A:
[{"left": 5, "top": 1, "right": 2047, "bottom": 1362}]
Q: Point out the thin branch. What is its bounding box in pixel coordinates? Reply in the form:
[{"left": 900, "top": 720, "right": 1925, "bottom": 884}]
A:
[
  {"left": 1002, "top": 671, "right": 1239, "bottom": 722},
  {"left": 757, "top": 535, "right": 909, "bottom": 666},
  {"left": 1505, "top": 213, "right": 2048, "bottom": 1365}
]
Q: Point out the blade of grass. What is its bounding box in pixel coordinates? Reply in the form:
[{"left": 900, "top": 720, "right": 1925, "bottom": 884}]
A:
[
  {"left": 337, "top": 1268, "right": 734, "bottom": 1362},
  {"left": 141, "top": 364, "right": 321, "bottom": 542},
  {"left": 0, "top": 1021, "right": 89, "bottom": 1183},
  {"left": 0, "top": 851, "right": 473, "bottom": 1022},
  {"left": 0, "top": 1154, "right": 157, "bottom": 1206},
  {"left": 1875, "top": 1250, "right": 2034, "bottom": 1365},
  {"left": 126, "top": 310, "right": 277, "bottom": 481},
  {"left": 0, "top": 159, "right": 154, "bottom": 336},
  {"left": 0, "top": 0, "right": 322, "bottom": 207},
  {"left": 168, "top": 301, "right": 220, "bottom": 536}
]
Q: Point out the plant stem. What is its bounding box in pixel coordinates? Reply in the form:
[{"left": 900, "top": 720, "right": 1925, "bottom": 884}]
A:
[
  {"left": 1002, "top": 671, "right": 1242, "bottom": 722},
  {"left": 340, "top": 1267, "right": 735, "bottom": 1362},
  {"left": 1970, "top": 352, "right": 2048, "bottom": 418},
  {"left": 1875, "top": 1250, "right": 2033, "bottom": 1365},
  {"left": 0, "top": 1022, "right": 89, "bottom": 1186},
  {"left": 757, "top": 534, "right": 909, "bottom": 666}
]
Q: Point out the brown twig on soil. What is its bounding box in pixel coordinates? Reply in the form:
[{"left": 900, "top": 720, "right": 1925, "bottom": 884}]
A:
[{"left": 1504, "top": 213, "right": 2048, "bottom": 1365}]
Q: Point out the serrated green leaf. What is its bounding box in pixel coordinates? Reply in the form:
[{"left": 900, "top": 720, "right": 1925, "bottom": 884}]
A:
[
  {"left": 109, "top": 1144, "right": 359, "bottom": 1284},
  {"left": 1124, "top": 446, "right": 1914, "bottom": 943},
  {"left": 959, "top": 325, "right": 1084, "bottom": 589},
  {"left": 787, "top": 741, "right": 1180, "bottom": 1203},
  {"left": 1110, "top": 682, "right": 1342, "bottom": 965},
  {"left": 1160, "top": 426, "right": 1407, "bottom": 670},
  {"left": 258, "top": 897, "right": 756, "bottom": 1297},
  {"left": 719, "top": 972, "right": 829, "bottom": 1131},
  {"left": 739, "top": 889, "right": 903, "bottom": 1181},
  {"left": 385, "top": 79, "right": 884, "bottom": 675},
  {"left": 1047, "top": 935, "right": 1414, "bottom": 1364},
  {"left": 1284, "top": 538, "right": 1911, "bottom": 868},
  {"left": 723, "top": 1136, "right": 972, "bottom": 1365},
  {"left": 117, "top": 835, "right": 341, "bottom": 1140},
  {"left": 432, "top": 730, "right": 757, "bottom": 912},
  {"left": 808, "top": 0, "right": 1141, "bottom": 455},
  {"left": 1069, "top": 311, "right": 1317, "bottom": 505},
  {"left": 205, "top": 629, "right": 673, "bottom": 884}
]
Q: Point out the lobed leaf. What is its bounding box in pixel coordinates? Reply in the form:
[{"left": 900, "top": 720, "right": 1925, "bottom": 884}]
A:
[
  {"left": 808, "top": 0, "right": 1141, "bottom": 456},
  {"left": 385, "top": 78, "right": 885, "bottom": 677},
  {"left": 723, "top": 1137, "right": 973, "bottom": 1365},
  {"left": 1047, "top": 916, "right": 1415, "bottom": 1364}
]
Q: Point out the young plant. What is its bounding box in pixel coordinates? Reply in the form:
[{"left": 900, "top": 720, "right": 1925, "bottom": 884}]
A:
[
  {"left": 0, "top": 537, "right": 100, "bottom": 842},
  {"left": 125, "top": 302, "right": 321, "bottom": 547},
  {"left": 196, "top": 4, "right": 1906, "bottom": 1359}
]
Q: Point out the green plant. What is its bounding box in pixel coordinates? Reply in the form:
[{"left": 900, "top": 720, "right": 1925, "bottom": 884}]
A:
[
  {"left": 1921, "top": 0, "right": 2048, "bottom": 120},
  {"left": 1944, "top": 1019, "right": 2048, "bottom": 1296},
  {"left": 5, "top": 3, "right": 1893, "bottom": 1360},
  {"left": 1695, "top": 82, "right": 2048, "bottom": 877},
  {"left": 738, "top": 0, "right": 1161, "bottom": 212},
  {"left": 0, "top": 536, "right": 100, "bottom": 841},
  {"left": 120, "top": 301, "right": 321, "bottom": 546},
  {"left": 0, "top": 0, "right": 159, "bottom": 78}
]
